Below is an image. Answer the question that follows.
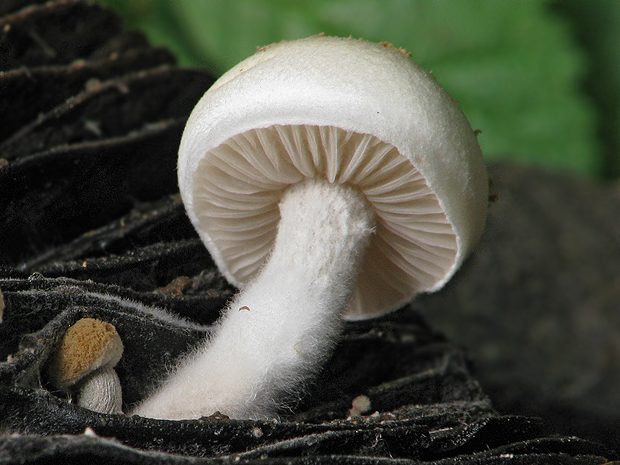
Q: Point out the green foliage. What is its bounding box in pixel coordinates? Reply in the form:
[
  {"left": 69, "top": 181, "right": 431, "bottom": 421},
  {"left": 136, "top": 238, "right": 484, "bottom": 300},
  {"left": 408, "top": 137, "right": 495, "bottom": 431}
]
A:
[{"left": 100, "top": 0, "right": 619, "bottom": 179}]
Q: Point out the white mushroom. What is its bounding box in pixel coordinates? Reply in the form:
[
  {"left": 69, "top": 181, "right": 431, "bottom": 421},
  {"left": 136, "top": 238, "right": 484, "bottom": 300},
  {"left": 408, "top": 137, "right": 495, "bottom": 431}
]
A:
[
  {"left": 49, "top": 318, "right": 124, "bottom": 414},
  {"left": 133, "top": 36, "right": 488, "bottom": 420}
]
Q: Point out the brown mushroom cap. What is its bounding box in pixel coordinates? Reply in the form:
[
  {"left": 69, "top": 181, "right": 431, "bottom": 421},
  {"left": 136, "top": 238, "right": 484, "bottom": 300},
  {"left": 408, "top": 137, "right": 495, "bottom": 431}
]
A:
[{"left": 49, "top": 317, "right": 123, "bottom": 390}]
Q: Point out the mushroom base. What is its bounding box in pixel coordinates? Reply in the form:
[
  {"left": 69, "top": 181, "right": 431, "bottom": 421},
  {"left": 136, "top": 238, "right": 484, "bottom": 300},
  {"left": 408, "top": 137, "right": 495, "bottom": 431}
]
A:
[
  {"left": 132, "top": 178, "right": 375, "bottom": 420},
  {"left": 78, "top": 366, "right": 123, "bottom": 415}
]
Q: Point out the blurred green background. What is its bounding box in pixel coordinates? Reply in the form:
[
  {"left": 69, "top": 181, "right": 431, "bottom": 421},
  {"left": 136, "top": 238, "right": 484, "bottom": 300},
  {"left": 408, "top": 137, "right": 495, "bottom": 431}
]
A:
[{"left": 100, "top": 0, "right": 619, "bottom": 181}]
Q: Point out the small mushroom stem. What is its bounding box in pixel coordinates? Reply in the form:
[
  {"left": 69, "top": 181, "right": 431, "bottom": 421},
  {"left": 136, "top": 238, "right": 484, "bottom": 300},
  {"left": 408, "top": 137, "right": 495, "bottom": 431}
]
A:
[
  {"left": 133, "top": 179, "right": 375, "bottom": 420},
  {"left": 77, "top": 365, "right": 123, "bottom": 414}
]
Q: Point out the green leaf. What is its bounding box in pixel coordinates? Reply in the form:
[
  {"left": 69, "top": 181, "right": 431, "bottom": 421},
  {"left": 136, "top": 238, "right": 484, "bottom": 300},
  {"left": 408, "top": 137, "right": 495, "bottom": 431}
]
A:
[{"left": 99, "top": 0, "right": 602, "bottom": 178}]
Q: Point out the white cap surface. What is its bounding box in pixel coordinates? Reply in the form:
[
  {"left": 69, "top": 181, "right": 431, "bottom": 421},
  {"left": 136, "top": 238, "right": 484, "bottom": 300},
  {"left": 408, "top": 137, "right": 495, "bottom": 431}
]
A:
[{"left": 178, "top": 36, "right": 488, "bottom": 320}]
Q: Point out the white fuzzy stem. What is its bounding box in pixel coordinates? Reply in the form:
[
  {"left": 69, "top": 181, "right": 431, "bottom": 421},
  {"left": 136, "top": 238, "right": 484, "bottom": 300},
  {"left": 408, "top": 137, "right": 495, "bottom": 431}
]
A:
[
  {"left": 78, "top": 366, "right": 123, "bottom": 414},
  {"left": 132, "top": 179, "right": 375, "bottom": 420}
]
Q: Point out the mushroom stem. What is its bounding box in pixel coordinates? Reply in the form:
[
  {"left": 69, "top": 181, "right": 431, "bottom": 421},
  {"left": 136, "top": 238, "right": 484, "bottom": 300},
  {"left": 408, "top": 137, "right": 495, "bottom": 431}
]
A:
[
  {"left": 133, "top": 179, "right": 375, "bottom": 419},
  {"left": 77, "top": 365, "right": 123, "bottom": 414}
]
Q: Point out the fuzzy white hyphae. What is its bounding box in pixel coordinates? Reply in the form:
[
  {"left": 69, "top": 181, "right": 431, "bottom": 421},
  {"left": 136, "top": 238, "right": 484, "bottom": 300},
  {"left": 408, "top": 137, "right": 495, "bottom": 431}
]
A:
[{"left": 132, "top": 179, "right": 375, "bottom": 420}]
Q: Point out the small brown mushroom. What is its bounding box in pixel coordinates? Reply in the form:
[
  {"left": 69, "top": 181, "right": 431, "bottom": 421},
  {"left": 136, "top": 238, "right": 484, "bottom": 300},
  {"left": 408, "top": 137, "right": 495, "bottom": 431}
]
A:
[{"left": 49, "top": 317, "right": 123, "bottom": 414}]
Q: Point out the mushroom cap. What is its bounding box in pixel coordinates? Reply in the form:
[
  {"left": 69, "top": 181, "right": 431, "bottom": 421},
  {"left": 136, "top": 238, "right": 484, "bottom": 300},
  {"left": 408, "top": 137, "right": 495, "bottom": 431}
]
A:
[
  {"left": 178, "top": 36, "right": 488, "bottom": 320},
  {"left": 49, "top": 318, "right": 123, "bottom": 389}
]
